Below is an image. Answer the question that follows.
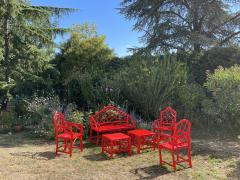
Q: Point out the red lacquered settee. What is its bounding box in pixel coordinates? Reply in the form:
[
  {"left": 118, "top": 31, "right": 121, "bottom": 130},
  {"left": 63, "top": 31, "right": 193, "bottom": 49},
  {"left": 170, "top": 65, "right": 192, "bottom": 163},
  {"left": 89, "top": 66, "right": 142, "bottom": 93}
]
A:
[{"left": 90, "top": 105, "right": 137, "bottom": 145}]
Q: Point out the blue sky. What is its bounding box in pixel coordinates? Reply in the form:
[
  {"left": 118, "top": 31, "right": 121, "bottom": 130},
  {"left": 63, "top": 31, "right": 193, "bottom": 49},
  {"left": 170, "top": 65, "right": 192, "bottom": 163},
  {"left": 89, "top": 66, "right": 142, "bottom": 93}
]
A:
[{"left": 31, "top": 0, "right": 142, "bottom": 57}]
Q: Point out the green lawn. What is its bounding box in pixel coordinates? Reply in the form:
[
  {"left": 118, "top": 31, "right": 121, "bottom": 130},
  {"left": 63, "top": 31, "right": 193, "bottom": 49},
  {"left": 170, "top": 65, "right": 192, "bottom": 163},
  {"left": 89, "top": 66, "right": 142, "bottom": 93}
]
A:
[{"left": 0, "top": 131, "right": 239, "bottom": 180}]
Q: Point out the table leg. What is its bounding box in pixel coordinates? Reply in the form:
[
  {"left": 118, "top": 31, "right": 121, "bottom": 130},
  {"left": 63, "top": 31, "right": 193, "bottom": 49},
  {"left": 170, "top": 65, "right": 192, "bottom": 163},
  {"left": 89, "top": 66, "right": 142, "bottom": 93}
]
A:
[
  {"left": 102, "top": 138, "right": 104, "bottom": 153},
  {"left": 128, "top": 138, "right": 132, "bottom": 156},
  {"left": 110, "top": 141, "right": 113, "bottom": 158},
  {"left": 137, "top": 137, "right": 141, "bottom": 154}
]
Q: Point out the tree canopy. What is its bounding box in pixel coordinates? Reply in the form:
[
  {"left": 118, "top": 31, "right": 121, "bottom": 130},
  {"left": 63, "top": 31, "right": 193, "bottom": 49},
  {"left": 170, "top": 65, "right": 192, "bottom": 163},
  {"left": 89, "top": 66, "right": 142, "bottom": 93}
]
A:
[
  {"left": 120, "top": 0, "right": 240, "bottom": 53},
  {"left": 52, "top": 23, "right": 114, "bottom": 108},
  {"left": 0, "top": 0, "right": 75, "bottom": 107}
]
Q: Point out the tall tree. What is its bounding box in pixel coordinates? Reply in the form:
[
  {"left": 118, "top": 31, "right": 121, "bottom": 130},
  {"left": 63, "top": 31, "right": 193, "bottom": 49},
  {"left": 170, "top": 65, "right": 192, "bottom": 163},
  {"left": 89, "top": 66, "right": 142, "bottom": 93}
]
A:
[
  {"left": 119, "top": 0, "right": 240, "bottom": 53},
  {"left": 0, "top": 0, "right": 75, "bottom": 109},
  {"left": 52, "top": 23, "right": 114, "bottom": 108}
]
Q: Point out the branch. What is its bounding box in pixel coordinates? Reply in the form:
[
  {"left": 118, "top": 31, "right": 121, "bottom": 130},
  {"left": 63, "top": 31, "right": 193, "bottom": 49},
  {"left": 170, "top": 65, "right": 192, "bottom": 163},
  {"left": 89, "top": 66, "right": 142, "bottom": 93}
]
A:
[
  {"left": 161, "top": 10, "right": 191, "bottom": 27},
  {"left": 208, "top": 12, "right": 240, "bottom": 36},
  {"left": 219, "top": 30, "right": 240, "bottom": 45},
  {"left": 21, "top": 5, "right": 78, "bottom": 18}
]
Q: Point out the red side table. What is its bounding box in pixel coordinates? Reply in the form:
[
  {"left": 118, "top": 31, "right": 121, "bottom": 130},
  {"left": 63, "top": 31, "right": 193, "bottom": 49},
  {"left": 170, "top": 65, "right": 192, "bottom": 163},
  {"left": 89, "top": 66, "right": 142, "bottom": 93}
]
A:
[
  {"left": 102, "top": 133, "right": 132, "bottom": 158},
  {"left": 128, "top": 129, "right": 156, "bottom": 154}
]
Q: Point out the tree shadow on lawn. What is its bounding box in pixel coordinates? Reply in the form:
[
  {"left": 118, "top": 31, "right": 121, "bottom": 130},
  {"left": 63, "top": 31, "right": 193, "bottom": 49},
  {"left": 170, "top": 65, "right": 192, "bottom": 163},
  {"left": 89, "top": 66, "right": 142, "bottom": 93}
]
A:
[
  {"left": 0, "top": 131, "right": 49, "bottom": 148},
  {"left": 83, "top": 151, "right": 133, "bottom": 161},
  {"left": 10, "top": 151, "right": 56, "bottom": 160},
  {"left": 130, "top": 165, "right": 172, "bottom": 179},
  {"left": 191, "top": 138, "right": 240, "bottom": 160}
]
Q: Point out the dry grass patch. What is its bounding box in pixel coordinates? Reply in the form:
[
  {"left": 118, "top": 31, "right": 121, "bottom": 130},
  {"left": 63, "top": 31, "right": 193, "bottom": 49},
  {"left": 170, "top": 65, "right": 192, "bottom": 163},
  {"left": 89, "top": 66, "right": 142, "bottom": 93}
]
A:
[{"left": 0, "top": 131, "right": 239, "bottom": 179}]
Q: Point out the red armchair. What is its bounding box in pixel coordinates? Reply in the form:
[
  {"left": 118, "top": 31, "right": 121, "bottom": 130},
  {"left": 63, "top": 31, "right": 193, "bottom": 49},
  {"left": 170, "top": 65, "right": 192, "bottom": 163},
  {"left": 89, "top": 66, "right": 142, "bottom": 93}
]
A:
[
  {"left": 158, "top": 119, "right": 192, "bottom": 171},
  {"left": 53, "top": 111, "right": 83, "bottom": 157},
  {"left": 152, "top": 106, "right": 177, "bottom": 142}
]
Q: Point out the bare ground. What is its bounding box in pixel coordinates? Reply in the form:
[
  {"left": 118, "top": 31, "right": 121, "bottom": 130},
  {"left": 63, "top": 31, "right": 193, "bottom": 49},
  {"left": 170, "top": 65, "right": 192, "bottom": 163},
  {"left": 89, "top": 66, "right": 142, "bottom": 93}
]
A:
[{"left": 0, "top": 131, "right": 239, "bottom": 180}]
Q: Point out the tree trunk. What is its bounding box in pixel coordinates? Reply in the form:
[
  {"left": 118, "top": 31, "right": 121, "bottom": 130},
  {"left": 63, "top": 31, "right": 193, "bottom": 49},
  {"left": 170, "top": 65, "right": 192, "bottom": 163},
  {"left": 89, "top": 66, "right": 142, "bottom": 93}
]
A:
[
  {"left": 192, "top": 0, "right": 201, "bottom": 54},
  {"left": 3, "top": 0, "right": 10, "bottom": 83},
  {"left": 1, "top": 0, "right": 10, "bottom": 111}
]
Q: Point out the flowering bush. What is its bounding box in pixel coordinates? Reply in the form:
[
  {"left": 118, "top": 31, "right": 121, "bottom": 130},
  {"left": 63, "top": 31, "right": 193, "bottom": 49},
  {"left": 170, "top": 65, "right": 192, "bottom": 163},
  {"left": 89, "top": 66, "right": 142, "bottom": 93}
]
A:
[
  {"left": 68, "top": 110, "right": 93, "bottom": 138},
  {"left": 26, "top": 95, "right": 60, "bottom": 139}
]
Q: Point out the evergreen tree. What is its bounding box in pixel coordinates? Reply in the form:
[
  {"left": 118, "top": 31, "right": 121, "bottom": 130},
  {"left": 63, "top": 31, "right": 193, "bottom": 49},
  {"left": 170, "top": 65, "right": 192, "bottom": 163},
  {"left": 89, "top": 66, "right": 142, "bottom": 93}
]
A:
[
  {"left": 119, "top": 0, "right": 240, "bottom": 53},
  {"left": 0, "top": 0, "right": 75, "bottom": 109}
]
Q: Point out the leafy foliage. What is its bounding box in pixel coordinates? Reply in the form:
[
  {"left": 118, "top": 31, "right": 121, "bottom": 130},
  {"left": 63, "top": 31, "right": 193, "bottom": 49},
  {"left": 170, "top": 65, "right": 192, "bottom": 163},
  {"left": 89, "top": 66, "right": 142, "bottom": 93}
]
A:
[
  {"left": 204, "top": 65, "right": 240, "bottom": 128},
  {"left": 0, "top": 0, "right": 75, "bottom": 108},
  {"left": 176, "top": 83, "right": 206, "bottom": 118},
  {"left": 192, "top": 47, "right": 240, "bottom": 84},
  {"left": 120, "top": 0, "right": 240, "bottom": 53},
  {"left": 53, "top": 24, "right": 114, "bottom": 108},
  {"left": 112, "top": 55, "right": 187, "bottom": 119}
]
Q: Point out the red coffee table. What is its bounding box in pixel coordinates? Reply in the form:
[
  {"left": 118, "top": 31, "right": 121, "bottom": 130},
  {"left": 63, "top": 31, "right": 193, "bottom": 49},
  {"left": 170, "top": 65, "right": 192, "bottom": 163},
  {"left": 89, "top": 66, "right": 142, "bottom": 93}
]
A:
[
  {"left": 128, "top": 129, "right": 156, "bottom": 154},
  {"left": 102, "top": 133, "right": 132, "bottom": 158}
]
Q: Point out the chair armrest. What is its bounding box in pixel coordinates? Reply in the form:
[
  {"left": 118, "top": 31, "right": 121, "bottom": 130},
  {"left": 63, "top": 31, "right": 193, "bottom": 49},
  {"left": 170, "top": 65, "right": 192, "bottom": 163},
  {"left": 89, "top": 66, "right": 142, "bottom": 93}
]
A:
[
  {"left": 55, "top": 124, "right": 73, "bottom": 137},
  {"left": 65, "top": 121, "right": 83, "bottom": 134}
]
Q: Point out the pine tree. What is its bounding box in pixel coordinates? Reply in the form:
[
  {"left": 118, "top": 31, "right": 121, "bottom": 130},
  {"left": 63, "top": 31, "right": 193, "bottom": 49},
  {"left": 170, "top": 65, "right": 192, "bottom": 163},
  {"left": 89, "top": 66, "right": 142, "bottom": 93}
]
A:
[{"left": 0, "top": 0, "right": 76, "bottom": 109}]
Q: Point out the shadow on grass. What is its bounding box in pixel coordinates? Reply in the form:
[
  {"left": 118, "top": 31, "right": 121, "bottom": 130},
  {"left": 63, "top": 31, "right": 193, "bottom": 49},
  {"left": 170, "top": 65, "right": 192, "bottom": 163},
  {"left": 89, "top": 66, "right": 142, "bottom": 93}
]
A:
[
  {"left": 190, "top": 128, "right": 240, "bottom": 160},
  {"left": 0, "top": 131, "right": 48, "bottom": 148},
  {"left": 10, "top": 151, "right": 56, "bottom": 160},
  {"left": 130, "top": 165, "right": 171, "bottom": 179},
  {"left": 83, "top": 153, "right": 110, "bottom": 161},
  {"left": 83, "top": 143, "right": 133, "bottom": 161},
  {"left": 191, "top": 139, "right": 240, "bottom": 160}
]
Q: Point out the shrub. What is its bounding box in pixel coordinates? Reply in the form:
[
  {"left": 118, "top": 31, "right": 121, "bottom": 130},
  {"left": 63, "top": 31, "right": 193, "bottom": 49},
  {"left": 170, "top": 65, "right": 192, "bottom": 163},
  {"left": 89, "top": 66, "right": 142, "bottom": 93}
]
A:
[
  {"left": 176, "top": 83, "right": 206, "bottom": 117},
  {"left": 112, "top": 55, "right": 187, "bottom": 119},
  {"left": 26, "top": 95, "right": 60, "bottom": 139},
  {"left": 0, "top": 111, "right": 15, "bottom": 129},
  {"left": 204, "top": 65, "right": 240, "bottom": 128},
  {"left": 67, "top": 110, "right": 93, "bottom": 139}
]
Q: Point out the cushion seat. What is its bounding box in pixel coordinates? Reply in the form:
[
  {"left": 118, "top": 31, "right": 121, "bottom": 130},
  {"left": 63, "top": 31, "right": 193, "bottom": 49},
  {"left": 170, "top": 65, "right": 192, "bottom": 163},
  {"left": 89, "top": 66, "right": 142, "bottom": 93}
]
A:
[
  {"left": 57, "top": 133, "right": 82, "bottom": 139},
  {"left": 159, "top": 141, "right": 188, "bottom": 150},
  {"left": 93, "top": 124, "right": 135, "bottom": 132}
]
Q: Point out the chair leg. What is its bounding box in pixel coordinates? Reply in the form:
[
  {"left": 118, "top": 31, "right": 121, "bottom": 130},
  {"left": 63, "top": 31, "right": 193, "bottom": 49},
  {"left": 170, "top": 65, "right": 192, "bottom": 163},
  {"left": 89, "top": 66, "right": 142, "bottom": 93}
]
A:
[
  {"left": 80, "top": 137, "right": 83, "bottom": 152},
  {"left": 96, "top": 132, "right": 99, "bottom": 146},
  {"left": 90, "top": 128, "right": 93, "bottom": 144},
  {"left": 55, "top": 138, "right": 58, "bottom": 157},
  {"left": 188, "top": 146, "right": 192, "bottom": 168},
  {"left": 176, "top": 149, "right": 180, "bottom": 162},
  {"left": 159, "top": 148, "right": 163, "bottom": 166},
  {"left": 171, "top": 150, "right": 176, "bottom": 172},
  {"left": 64, "top": 139, "right": 67, "bottom": 152},
  {"left": 69, "top": 139, "right": 73, "bottom": 158}
]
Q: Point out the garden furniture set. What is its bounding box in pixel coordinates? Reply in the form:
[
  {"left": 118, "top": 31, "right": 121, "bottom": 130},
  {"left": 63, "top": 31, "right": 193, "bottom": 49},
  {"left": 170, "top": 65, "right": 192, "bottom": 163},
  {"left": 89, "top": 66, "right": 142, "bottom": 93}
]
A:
[
  {"left": 53, "top": 105, "right": 192, "bottom": 171},
  {"left": 89, "top": 106, "right": 136, "bottom": 146}
]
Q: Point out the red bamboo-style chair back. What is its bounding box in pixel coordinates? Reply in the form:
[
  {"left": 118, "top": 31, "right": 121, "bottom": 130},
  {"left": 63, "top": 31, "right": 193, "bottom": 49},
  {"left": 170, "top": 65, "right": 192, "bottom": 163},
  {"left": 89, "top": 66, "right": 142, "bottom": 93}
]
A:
[
  {"left": 53, "top": 111, "right": 66, "bottom": 134},
  {"left": 152, "top": 106, "right": 177, "bottom": 142},
  {"left": 159, "top": 106, "right": 177, "bottom": 128},
  {"left": 173, "top": 119, "right": 191, "bottom": 145}
]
